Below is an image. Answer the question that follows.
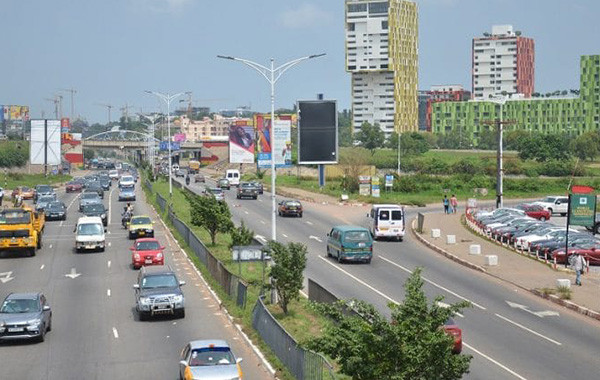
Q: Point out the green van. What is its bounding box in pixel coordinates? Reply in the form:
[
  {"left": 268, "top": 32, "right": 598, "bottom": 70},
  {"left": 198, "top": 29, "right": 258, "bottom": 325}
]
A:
[{"left": 326, "top": 225, "right": 373, "bottom": 264}]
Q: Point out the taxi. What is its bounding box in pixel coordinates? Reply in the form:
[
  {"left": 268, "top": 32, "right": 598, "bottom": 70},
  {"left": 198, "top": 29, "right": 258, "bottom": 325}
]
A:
[{"left": 128, "top": 215, "right": 155, "bottom": 239}]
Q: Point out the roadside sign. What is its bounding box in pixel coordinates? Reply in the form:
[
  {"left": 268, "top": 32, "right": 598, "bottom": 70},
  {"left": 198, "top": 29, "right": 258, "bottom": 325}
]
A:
[
  {"left": 372, "top": 185, "right": 380, "bottom": 198},
  {"left": 385, "top": 174, "right": 394, "bottom": 188},
  {"left": 568, "top": 194, "right": 596, "bottom": 227},
  {"left": 468, "top": 198, "right": 477, "bottom": 209}
]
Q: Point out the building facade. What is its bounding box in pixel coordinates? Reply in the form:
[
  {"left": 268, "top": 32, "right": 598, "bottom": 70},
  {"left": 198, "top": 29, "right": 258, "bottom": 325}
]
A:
[
  {"left": 432, "top": 55, "right": 600, "bottom": 144},
  {"left": 472, "top": 25, "right": 535, "bottom": 100},
  {"left": 179, "top": 114, "right": 239, "bottom": 142},
  {"left": 345, "top": 0, "right": 418, "bottom": 137},
  {"left": 425, "top": 85, "right": 470, "bottom": 132}
]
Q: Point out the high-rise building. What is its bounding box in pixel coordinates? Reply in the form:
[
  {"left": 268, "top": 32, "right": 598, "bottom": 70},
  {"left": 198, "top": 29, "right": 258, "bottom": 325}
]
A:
[
  {"left": 425, "top": 85, "right": 470, "bottom": 132},
  {"left": 345, "top": 0, "right": 418, "bottom": 137},
  {"left": 472, "top": 25, "right": 534, "bottom": 100}
]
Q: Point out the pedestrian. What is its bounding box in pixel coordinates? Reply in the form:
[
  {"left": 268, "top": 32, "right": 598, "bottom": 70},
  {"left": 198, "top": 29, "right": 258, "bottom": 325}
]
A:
[
  {"left": 572, "top": 252, "right": 588, "bottom": 286},
  {"left": 442, "top": 195, "right": 450, "bottom": 214},
  {"left": 450, "top": 194, "right": 458, "bottom": 214}
]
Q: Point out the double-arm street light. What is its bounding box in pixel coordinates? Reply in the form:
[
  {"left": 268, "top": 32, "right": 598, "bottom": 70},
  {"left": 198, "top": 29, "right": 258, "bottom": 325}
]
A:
[
  {"left": 144, "top": 90, "right": 187, "bottom": 197},
  {"left": 217, "top": 53, "right": 326, "bottom": 241}
]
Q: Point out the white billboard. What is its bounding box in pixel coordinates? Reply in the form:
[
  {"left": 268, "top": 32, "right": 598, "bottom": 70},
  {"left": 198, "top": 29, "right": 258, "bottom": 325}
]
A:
[
  {"left": 30, "top": 120, "right": 61, "bottom": 165},
  {"left": 272, "top": 119, "right": 292, "bottom": 168}
]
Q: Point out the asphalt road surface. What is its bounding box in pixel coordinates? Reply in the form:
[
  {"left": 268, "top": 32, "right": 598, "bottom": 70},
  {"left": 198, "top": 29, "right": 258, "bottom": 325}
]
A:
[
  {"left": 186, "top": 175, "right": 600, "bottom": 380},
  {"left": 0, "top": 180, "right": 272, "bottom": 380}
]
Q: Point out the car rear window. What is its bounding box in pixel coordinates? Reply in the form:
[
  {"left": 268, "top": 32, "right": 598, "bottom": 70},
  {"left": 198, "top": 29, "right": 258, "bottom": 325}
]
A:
[
  {"left": 189, "top": 347, "right": 235, "bottom": 367},
  {"left": 378, "top": 210, "right": 390, "bottom": 220},
  {"left": 392, "top": 210, "right": 402, "bottom": 220},
  {"left": 132, "top": 217, "right": 151, "bottom": 225},
  {"left": 344, "top": 230, "right": 370, "bottom": 242}
]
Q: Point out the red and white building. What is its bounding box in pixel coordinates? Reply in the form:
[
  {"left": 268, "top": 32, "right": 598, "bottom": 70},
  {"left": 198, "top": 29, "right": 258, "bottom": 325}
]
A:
[
  {"left": 472, "top": 25, "right": 534, "bottom": 99},
  {"left": 424, "top": 85, "right": 470, "bottom": 132}
]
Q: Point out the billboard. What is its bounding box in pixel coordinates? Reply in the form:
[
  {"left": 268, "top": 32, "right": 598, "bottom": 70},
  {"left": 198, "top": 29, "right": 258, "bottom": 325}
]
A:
[
  {"left": 255, "top": 114, "right": 294, "bottom": 168},
  {"left": 159, "top": 141, "right": 180, "bottom": 151},
  {"left": 173, "top": 133, "right": 186, "bottom": 143},
  {"left": 61, "top": 118, "right": 70, "bottom": 133},
  {"left": 2, "top": 106, "right": 30, "bottom": 121},
  {"left": 229, "top": 123, "right": 255, "bottom": 164},
  {"left": 30, "top": 120, "right": 61, "bottom": 165},
  {"left": 297, "top": 100, "right": 337, "bottom": 164},
  {"left": 272, "top": 119, "right": 292, "bottom": 167},
  {"left": 568, "top": 194, "right": 596, "bottom": 227}
]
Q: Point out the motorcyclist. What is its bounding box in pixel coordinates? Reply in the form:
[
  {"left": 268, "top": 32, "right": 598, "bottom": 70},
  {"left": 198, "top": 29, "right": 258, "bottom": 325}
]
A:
[
  {"left": 185, "top": 174, "right": 190, "bottom": 186},
  {"left": 122, "top": 206, "right": 132, "bottom": 228}
]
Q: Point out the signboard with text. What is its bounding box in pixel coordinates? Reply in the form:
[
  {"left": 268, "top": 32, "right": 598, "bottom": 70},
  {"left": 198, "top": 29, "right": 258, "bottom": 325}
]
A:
[
  {"left": 159, "top": 141, "right": 180, "bottom": 151},
  {"left": 569, "top": 194, "right": 596, "bottom": 227}
]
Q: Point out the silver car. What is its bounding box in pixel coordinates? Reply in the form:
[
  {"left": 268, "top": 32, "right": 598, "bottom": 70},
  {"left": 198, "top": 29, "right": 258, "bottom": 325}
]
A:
[
  {"left": 79, "top": 192, "right": 102, "bottom": 211},
  {"left": 204, "top": 187, "right": 225, "bottom": 202},
  {"left": 0, "top": 292, "right": 52, "bottom": 342},
  {"left": 179, "top": 339, "right": 243, "bottom": 380}
]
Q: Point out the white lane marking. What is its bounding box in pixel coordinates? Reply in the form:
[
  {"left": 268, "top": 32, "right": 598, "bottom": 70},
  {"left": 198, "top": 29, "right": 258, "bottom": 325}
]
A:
[
  {"left": 255, "top": 235, "right": 268, "bottom": 244},
  {"left": 378, "top": 256, "right": 486, "bottom": 310},
  {"left": 107, "top": 289, "right": 111, "bottom": 297},
  {"left": 49, "top": 244, "right": 53, "bottom": 249},
  {"left": 65, "top": 267, "right": 81, "bottom": 279},
  {"left": 309, "top": 235, "right": 323, "bottom": 243},
  {"left": 244, "top": 211, "right": 249, "bottom": 215},
  {"left": 282, "top": 233, "right": 288, "bottom": 238},
  {"left": 506, "top": 300, "right": 560, "bottom": 318},
  {"left": 0, "top": 271, "right": 15, "bottom": 284},
  {"left": 40, "top": 265, "right": 45, "bottom": 270},
  {"left": 495, "top": 313, "right": 562, "bottom": 346},
  {"left": 436, "top": 301, "right": 464, "bottom": 318},
  {"left": 108, "top": 187, "right": 114, "bottom": 224},
  {"left": 112, "top": 327, "right": 119, "bottom": 339},
  {"left": 305, "top": 221, "right": 313, "bottom": 225},
  {"left": 462, "top": 342, "right": 528, "bottom": 380},
  {"left": 258, "top": 199, "right": 263, "bottom": 202},
  {"left": 59, "top": 220, "right": 63, "bottom": 227},
  {"left": 260, "top": 220, "right": 266, "bottom": 224},
  {"left": 107, "top": 260, "right": 111, "bottom": 268},
  {"left": 108, "top": 242, "right": 112, "bottom": 247}
]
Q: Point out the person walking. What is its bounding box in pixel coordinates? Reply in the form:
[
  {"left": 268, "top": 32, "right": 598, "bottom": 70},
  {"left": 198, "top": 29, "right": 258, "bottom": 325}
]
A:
[
  {"left": 450, "top": 194, "right": 458, "bottom": 214},
  {"left": 572, "top": 252, "right": 588, "bottom": 286},
  {"left": 442, "top": 195, "right": 450, "bottom": 214}
]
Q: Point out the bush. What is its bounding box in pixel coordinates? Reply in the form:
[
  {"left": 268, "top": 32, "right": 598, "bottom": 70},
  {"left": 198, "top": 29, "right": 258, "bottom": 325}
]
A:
[
  {"left": 450, "top": 158, "right": 484, "bottom": 175},
  {"left": 394, "top": 175, "right": 419, "bottom": 193},
  {"left": 504, "top": 160, "right": 523, "bottom": 175},
  {"left": 539, "top": 160, "right": 583, "bottom": 177},
  {"left": 0, "top": 142, "right": 28, "bottom": 168},
  {"left": 523, "top": 167, "right": 539, "bottom": 177}
]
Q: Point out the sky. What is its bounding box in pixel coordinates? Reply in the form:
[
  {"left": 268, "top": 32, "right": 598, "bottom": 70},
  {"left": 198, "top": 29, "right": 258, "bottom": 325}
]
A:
[{"left": 1, "top": 0, "right": 598, "bottom": 124}]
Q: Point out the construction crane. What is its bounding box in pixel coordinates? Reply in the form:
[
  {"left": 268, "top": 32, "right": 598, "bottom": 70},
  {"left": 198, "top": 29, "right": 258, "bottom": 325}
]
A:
[
  {"left": 44, "top": 96, "right": 61, "bottom": 119},
  {"left": 60, "top": 87, "right": 77, "bottom": 120},
  {"left": 120, "top": 103, "right": 135, "bottom": 123},
  {"left": 95, "top": 103, "right": 113, "bottom": 124},
  {"left": 178, "top": 93, "right": 228, "bottom": 118}
]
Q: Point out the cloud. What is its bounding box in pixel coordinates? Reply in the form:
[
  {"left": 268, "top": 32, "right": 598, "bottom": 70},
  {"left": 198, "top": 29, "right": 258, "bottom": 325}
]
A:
[
  {"left": 279, "top": 3, "right": 332, "bottom": 29},
  {"left": 132, "top": 0, "right": 193, "bottom": 13}
]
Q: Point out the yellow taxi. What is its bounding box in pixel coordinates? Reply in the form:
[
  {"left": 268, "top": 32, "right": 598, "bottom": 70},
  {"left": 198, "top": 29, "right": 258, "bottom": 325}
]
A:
[{"left": 128, "top": 215, "right": 155, "bottom": 240}]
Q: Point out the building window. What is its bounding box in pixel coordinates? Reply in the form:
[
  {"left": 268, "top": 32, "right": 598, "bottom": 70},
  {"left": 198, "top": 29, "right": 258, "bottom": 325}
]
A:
[
  {"left": 347, "top": 23, "right": 355, "bottom": 32},
  {"left": 382, "top": 20, "right": 388, "bottom": 30},
  {"left": 348, "top": 3, "right": 367, "bottom": 12},
  {"left": 368, "top": 2, "right": 388, "bottom": 14}
]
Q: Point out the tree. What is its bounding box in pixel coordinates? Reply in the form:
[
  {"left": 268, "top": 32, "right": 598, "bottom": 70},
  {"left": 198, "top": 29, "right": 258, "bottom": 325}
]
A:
[
  {"left": 229, "top": 220, "right": 255, "bottom": 249},
  {"left": 267, "top": 241, "right": 307, "bottom": 314},
  {"left": 476, "top": 127, "right": 497, "bottom": 150},
  {"left": 356, "top": 121, "right": 385, "bottom": 154},
  {"left": 83, "top": 149, "right": 95, "bottom": 160},
  {"left": 503, "top": 129, "right": 530, "bottom": 151},
  {"left": 339, "top": 147, "right": 370, "bottom": 192},
  {"left": 401, "top": 132, "right": 432, "bottom": 155},
  {"left": 186, "top": 192, "right": 233, "bottom": 245},
  {"left": 386, "top": 131, "right": 399, "bottom": 150},
  {"left": 571, "top": 131, "right": 600, "bottom": 161},
  {"left": 307, "top": 268, "right": 472, "bottom": 379},
  {"left": 436, "top": 129, "right": 472, "bottom": 149},
  {"left": 517, "top": 133, "right": 571, "bottom": 162},
  {"left": 338, "top": 109, "right": 353, "bottom": 147}
]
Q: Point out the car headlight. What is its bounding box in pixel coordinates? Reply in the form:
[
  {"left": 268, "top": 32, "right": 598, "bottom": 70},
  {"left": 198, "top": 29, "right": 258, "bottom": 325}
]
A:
[
  {"left": 27, "top": 318, "right": 42, "bottom": 327},
  {"left": 172, "top": 295, "right": 184, "bottom": 303},
  {"left": 101, "top": 214, "right": 106, "bottom": 218},
  {"left": 139, "top": 297, "right": 151, "bottom": 305}
]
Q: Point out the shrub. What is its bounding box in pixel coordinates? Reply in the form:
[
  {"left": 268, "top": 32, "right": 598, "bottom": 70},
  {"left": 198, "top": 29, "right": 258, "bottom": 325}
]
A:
[
  {"left": 450, "top": 157, "right": 484, "bottom": 175},
  {"left": 539, "top": 160, "right": 579, "bottom": 177},
  {"left": 395, "top": 175, "right": 419, "bottom": 193},
  {"left": 523, "top": 167, "right": 539, "bottom": 177},
  {"left": 504, "top": 160, "right": 523, "bottom": 175}
]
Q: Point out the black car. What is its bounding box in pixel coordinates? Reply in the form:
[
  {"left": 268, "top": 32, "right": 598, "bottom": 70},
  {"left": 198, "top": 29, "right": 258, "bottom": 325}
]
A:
[
  {"left": 98, "top": 175, "right": 111, "bottom": 190},
  {"left": 237, "top": 182, "right": 258, "bottom": 199},
  {"left": 133, "top": 266, "right": 185, "bottom": 320},
  {"left": 82, "top": 203, "right": 108, "bottom": 226},
  {"left": 85, "top": 184, "right": 104, "bottom": 198},
  {"left": 34, "top": 184, "right": 55, "bottom": 203},
  {"left": 45, "top": 201, "right": 67, "bottom": 221}
]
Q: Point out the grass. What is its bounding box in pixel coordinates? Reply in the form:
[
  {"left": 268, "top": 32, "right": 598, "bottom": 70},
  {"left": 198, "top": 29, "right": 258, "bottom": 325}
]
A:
[
  {"left": 2, "top": 173, "right": 72, "bottom": 189},
  {"left": 556, "top": 285, "right": 572, "bottom": 300},
  {"left": 142, "top": 177, "right": 337, "bottom": 380}
]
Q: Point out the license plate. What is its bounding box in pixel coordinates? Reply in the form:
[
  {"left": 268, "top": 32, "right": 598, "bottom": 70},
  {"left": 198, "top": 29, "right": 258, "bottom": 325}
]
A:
[
  {"left": 8, "top": 327, "right": 24, "bottom": 332},
  {"left": 392, "top": 229, "right": 399, "bottom": 232},
  {"left": 86, "top": 245, "right": 95, "bottom": 249},
  {"left": 139, "top": 231, "right": 145, "bottom": 235},
  {"left": 289, "top": 207, "right": 296, "bottom": 210},
  {"left": 145, "top": 259, "right": 153, "bottom": 264},
  {"left": 358, "top": 242, "right": 366, "bottom": 248}
]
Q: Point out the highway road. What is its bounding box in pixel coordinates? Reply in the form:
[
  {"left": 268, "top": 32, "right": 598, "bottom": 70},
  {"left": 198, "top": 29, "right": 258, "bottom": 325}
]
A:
[
  {"left": 0, "top": 178, "right": 272, "bottom": 379},
  {"left": 187, "top": 175, "right": 600, "bottom": 380}
]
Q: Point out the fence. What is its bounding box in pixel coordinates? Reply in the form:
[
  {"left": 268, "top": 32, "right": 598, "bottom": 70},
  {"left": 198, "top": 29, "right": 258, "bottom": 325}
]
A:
[
  {"left": 252, "top": 296, "right": 334, "bottom": 380},
  {"left": 166, "top": 205, "right": 248, "bottom": 309},
  {"left": 156, "top": 193, "right": 167, "bottom": 214},
  {"left": 144, "top": 179, "right": 153, "bottom": 192}
]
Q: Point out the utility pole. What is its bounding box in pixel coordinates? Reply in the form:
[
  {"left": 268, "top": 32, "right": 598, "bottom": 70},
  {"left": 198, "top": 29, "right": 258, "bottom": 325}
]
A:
[
  {"left": 60, "top": 87, "right": 77, "bottom": 119},
  {"left": 120, "top": 103, "right": 135, "bottom": 123},
  {"left": 44, "top": 97, "right": 60, "bottom": 119},
  {"left": 95, "top": 103, "right": 113, "bottom": 124}
]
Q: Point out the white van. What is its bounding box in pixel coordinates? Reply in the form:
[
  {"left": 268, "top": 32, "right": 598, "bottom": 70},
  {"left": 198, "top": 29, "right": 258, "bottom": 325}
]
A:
[
  {"left": 225, "top": 169, "right": 240, "bottom": 187},
  {"left": 75, "top": 216, "right": 106, "bottom": 252},
  {"left": 367, "top": 204, "right": 405, "bottom": 241}
]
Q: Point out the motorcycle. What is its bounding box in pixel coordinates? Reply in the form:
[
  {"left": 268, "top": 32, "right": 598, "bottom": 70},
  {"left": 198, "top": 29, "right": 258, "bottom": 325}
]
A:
[
  {"left": 185, "top": 176, "right": 190, "bottom": 186},
  {"left": 122, "top": 211, "right": 132, "bottom": 229}
]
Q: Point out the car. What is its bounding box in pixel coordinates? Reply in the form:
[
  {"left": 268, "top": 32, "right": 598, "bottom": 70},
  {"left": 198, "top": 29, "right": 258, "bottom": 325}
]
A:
[
  {"left": 218, "top": 178, "right": 230, "bottom": 190},
  {"left": 225, "top": 169, "right": 240, "bottom": 187},
  {"left": 278, "top": 200, "right": 303, "bottom": 217},
  {"left": 130, "top": 238, "right": 165, "bottom": 269},
  {"left": 82, "top": 203, "right": 108, "bottom": 226},
  {"left": 34, "top": 184, "right": 55, "bottom": 202},
  {"left": 45, "top": 201, "right": 67, "bottom": 221},
  {"left": 65, "top": 181, "right": 83, "bottom": 193},
  {"left": 175, "top": 169, "right": 186, "bottom": 178},
  {"left": 75, "top": 216, "right": 106, "bottom": 252},
  {"left": 109, "top": 169, "right": 120, "bottom": 180},
  {"left": 35, "top": 194, "right": 57, "bottom": 212},
  {"left": 0, "top": 292, "right": 52, "bottom": 342},
  {"left": 553, "top": 245, "right": 600, "bottom": 265},
  {"left": 443, "top": 318, "right": 463, "bottom": 354},
  {"left": 251, "top": 181, "right": 264, "bottom": 194},
  {"left": 119, "top": 187, "right": 136, "bottom": 202},
  {"left": 98, "top": 177, "right": 111, "bottom": 191},
  {"left": 178, "top": 339, "right": 243, "bottom": 380},
  {"left": 85, "top": 183, "right": 104, "bottom": 198},
  {"left": 194, "top": 174, "right": 205, "bottom": 183},
  {"left": 236, "top": 182, "right": 258, "bottom": 199},
  {"left": 515, "top": 203, "right": 551, "bottom": 221},
  {"left": 133, "top": 266, "right": 185, "bottom": 320},
  {"left": 128, "top": 215, "right": 155, "bottom": 239},
  {"left": 533, "top": 196, "right": 569, "bottom": 216},
  {"left": 204, "top": 187, "right": 225, "bottom": 202},
  {"left": 119, "top": 175, "right": 135, "bottom": 189},
  {"left": 326, "top": 225, "right": 373, "bottom": 264},
  {"left": 79, "top": 192, "right": 102, "bottom": 211},
  {"left": 12, "top": 186, "right": 35, "bottom": 200}
]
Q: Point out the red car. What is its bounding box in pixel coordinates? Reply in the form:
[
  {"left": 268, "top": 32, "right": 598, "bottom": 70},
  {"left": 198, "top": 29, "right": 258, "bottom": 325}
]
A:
[
  {"left": 66, "top": 181, "right": 83, "bottom": 193},
  {"left": 553, "top": 245, "right": 600, "bottom": 265},
  {"left": 516, "top": 204, "right": 551, "bottom": 221},
  {"left": 443, "top": 318, "right": 463, "bottom": 354},
  {"left": 11, "top": 186, "right": 35, "bottom": 200},
  {"left": 130, "top": 238, "right": 165, "bottom": 269}
]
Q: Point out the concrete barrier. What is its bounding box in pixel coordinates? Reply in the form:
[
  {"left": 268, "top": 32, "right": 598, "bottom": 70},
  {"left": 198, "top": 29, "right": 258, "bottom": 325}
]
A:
[
  {"left": 469, "top": 244, "right": 481, "bottom": 255},
  {"left": 446, "top": 235, "right": 456, "bottom": 244},
  {"left": 431, "top": 229, "right": 441, "bottom": 238},
  {"left": 556, "top": 279, "right": 571, "bottom": 289},
  {"left": 485, "top": 255, "right": 498, "bottom": 266}
]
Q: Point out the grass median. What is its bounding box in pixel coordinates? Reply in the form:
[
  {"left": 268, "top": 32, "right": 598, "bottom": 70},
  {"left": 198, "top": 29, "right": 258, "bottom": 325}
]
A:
[{"left": 2, "top": 173, "right": 72, "bottom": 189}]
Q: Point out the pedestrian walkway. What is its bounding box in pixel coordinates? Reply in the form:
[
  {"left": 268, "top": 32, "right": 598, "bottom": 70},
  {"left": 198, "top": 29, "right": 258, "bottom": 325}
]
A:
[{"left": 414, "top": 211, "right": 600, "bottom": 320}]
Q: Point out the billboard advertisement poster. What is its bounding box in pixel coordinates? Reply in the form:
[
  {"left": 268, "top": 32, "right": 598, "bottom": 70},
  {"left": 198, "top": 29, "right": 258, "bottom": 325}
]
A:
[
  {"left": 229, "top": 124, "right": 255, "bottom": 164},
  {"left": 173, "top": 133, "right": 186, "bottom": 143},
  {"left": 8, "top": 106, "right": 29, "bottom": 121},
  {"left": 385, "top": 174, "right": 394, "bottom": 188},
  {"left": 372, "top": 185, "right": 380, "bottom": 198},
  {"left": 30, "top": 120, "right": 61, "bottom": 165},
  {"left": 569, "top": 194, "right": 596, "bottom": 227},
  {"left": 159, "top": 141, "right": 180, "bottom": 151},
  {"left": 0, "top": 106, "right": 4, "bottom": 123},
  {"left": 272, "top": 119, "right": 292, "bottom": 168},
  {"left": 359, "top": 183, "right": 371, "bottom": 196},
  {"left": 255, "top": 114, "right": 294, "bottom": 168}
]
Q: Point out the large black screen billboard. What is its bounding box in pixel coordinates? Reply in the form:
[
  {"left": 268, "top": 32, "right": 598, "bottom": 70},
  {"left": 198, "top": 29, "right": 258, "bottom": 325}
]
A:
[{"left": 297, "top": 100, "right": 338, "bottom": 164}]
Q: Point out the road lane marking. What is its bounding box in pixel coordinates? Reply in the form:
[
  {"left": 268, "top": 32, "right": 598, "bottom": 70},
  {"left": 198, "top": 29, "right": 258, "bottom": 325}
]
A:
[
  {"left": 260, "top": 220, "right": 266, "bottom": 224},
  {"left": 282, "top": 233, "right": 288, "bottom": 238},
  {"left": 108, "top": 187, "right": 114, "bottom": 224},
  {"left": 506, "top": 300, "right": 560, "bottom": 318},
  {"left": 378, "top": 255, "right": 486, "bottom": 310},
  {"left": 244, "top": 211, "right": 249, "bottom": 215},
  {"left": 112, "top": 327, "right": 119, "bottom": 338},
  {"left": 65, "top": 268, "right": 81, "bottom": 279},
  {"left": 40, "top": 265, "right": 45, "bottom": 270},
  {"left": 0, "top": 271, "right": 15, "bottom": 284},
  {"left": 436, "top": 301, "right": 464, "bottom": 318},
  {"left": 495, "top": 313, "right": 561, "bottom": 346},
  {"left": 309, "top": 235, "right": 323, "bottom": 243},
  {"left": 49, "top": 244, "right": 52, "bottom": 249},
  {"left": 107, "top": 289, "right": 111, "bottom": 297},
  {"left": 108, "top": 242, "right": 112, "bottom": 247},
  {"left": 107, "top": 260, "right": 111, "bottom": 268},
  {"left": 306, "top": 221, "right": 313, "bottom": 225},
  {"left": 462, "top": 342, "right": 528, "bottom": 380}
]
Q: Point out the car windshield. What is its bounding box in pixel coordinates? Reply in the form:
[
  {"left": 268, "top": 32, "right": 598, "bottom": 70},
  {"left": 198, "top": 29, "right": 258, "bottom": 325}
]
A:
[
  {"left": 0, "top": 210, "right": 31, "bottom": 224},
  {"left": 121, "top": 189, "right": 134, "bottom": 194},
  {"left": 84, "top": 204, "right": 104, "bottom": 213},
  {"left": 109, "top": 171, "right": 118, "bottom": 175},
  {"left": 48, "top": 202, "right": 65, "bottom": 210},
  {"left": 241, "top": 183, "right": 254, "bottom": 188},
  {"left": 132, "top": 217, "right": 151, "bottom": 225},
  {"left": 189, "top": 347, "right": 235, "bottom": 367},
  {"left": 141, "top": 274, "right": 178, "bottom": 289},
  {"left": 136, "top": 241, "right": 160, "bottom": 250},
  {"left": 344, "top": 230, "right": 370, "bottom": 242},
  {"left": 37, "top": 185, "right": 52, "bottom": 193},
  {"left": 121, "top": 176, "right": 133, "bottom": 182},
  {"left": 285, "top": 201, "right": 301, "bottom": 207},
  {"left": 208, "top": 188, "right": 222, "bottom": 194},
  {"left": 0, "top": 298, "right": 40, "bottom": 313},
  {"left": 77, "top": 223, "right": 103, "bottom": 235},
  {"left": 38, "top": 195, "right": 55, "bottom": 203},
  {"left": 82, "top": 193, "right": 99, "bottom": 200}
]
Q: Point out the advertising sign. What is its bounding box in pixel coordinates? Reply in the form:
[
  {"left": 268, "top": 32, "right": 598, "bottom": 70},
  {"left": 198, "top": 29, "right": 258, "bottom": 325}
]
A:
[
  {"left": 30, "top": 120, "right": 61, "bottom": 165},
  {"left": 385, "top": 174, "right": 394, "bottom": 188},
  {"left": 297, "top": 100, "right": 338, "bottom": 164},
  {"left": 272, "top": 119, "right": 292, "bottom": 168},
  {"left": 8, "top": 106, "right": 29, "bottom": 121},
  {"left": 255, "top": 114, "right": 294, "bottom": 168},
  {"left": 359, "top": 175, "right": 371, "bottom": 196},
  {"left": 371, "top": 176, "right": 380, "bottom": 197},
  {"left": 229, "top": 124, "right": 255, "bottom": 164},
  {"left": 569, "top": 194, "right": 596, "bottom": 227},
  {"left": 159, "top": 141, "right": 180, "bottom": 151},
  {"left": 173, "top": 133, "right": 186, "bottom": 143}
]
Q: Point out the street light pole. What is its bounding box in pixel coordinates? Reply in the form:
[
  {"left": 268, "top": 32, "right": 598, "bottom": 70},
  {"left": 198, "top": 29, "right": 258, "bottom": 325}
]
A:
[
  {"left": 145, "top": 91, "right": 186, "bottom": 197},
  {"left": 217, "top": 53, "right": 325, "bottom": 241}
]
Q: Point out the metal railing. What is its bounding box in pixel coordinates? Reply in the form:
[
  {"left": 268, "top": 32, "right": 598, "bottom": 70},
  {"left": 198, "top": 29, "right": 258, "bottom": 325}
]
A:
[
  {"left": 156, "top": 193, "right": 167, "bottom": 213},
  {"left": 144, "top": 179, "right": 153, "bottom": 192}
]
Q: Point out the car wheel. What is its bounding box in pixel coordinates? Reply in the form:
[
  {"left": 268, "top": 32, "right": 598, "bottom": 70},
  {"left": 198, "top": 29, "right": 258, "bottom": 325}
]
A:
[
  {"left": 47, "top": 318, "right": 52, "bottom": 332},
  {"left": 548, "top": 208, "right": 553, "bottom": 215},
  {"left": 326, "top": 246, "right": 331, "bottom": 257},
  {"left": 129, "top": 232, "right": 134, "bottom": 239},
  {"left": 100, "top": 247, "right": 105, "bottom": 252},
  {"left": 37, "top": 236, "right": 42, "bottom": 249},
  {"left": 337, "top": 252, "right": 342, "bottom": 264},
  {"left": 253, "top": 196, "right": 257, "bottom": 200},
  {"left": 366, "top": 258, "right": 372, "bottom": 264},
  {"left": 37, "top": 324, "right": 46, "bottom": 342},
  {"left": 177, "top": 309, "right": 185, "bottom": 319},
  {"left": 138, "top": 311, "right": 148, "bottom": 321},
  {"left": 595, "top": 223, "right": 600, "bottom": 235},
  {"left": 30, "top": 248, "right": 36, "bottom": 257},
  {"left": 299, "top": 213, "right": 303, "bottom": 218}
]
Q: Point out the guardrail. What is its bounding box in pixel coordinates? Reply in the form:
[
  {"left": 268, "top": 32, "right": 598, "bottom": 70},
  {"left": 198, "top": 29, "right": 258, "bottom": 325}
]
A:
[
  {"left": 156, "top": 193, "right": 167, "bottom": 213},
  {"left": 144, "top": 179, "right": 152, "bottom": 192}
]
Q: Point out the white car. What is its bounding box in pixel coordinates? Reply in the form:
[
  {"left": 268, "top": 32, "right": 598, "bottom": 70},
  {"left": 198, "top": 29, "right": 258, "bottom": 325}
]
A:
[
  {"left": 75, "top": 216, "right": 106, "bottom": 252},
  {"left": 486, "top": 216, "right": 532, "bottom": 231},
  {"left": 515, "top": 227, "right": 564, "bottom": 250},
  {"left": 533, "top": 196, "right": 569, "bottom": 216},
  {"left": 109, "top": 170, "right": 119, "bottom": 180},
  {"left": 119, "top": 175, "right": 135, "bottom": 189}
]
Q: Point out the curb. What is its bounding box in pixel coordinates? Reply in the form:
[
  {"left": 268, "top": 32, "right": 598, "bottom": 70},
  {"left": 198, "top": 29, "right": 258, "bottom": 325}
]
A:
[{"left": 530, "top": 289, "right": 600, "bottom": 321}]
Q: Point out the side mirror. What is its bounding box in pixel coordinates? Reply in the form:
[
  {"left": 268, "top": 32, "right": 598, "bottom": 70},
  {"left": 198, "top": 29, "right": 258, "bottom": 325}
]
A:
[
  {"left": 236, "top": 358, "right": 243, "bottom": 364},
  {"left": 179, "top": 281, "right": 186, "bottom": 286},
  {"left": 133, "top": 284, "right": 140, "bottom": 290},
  {"left": 159, "top": 246, "right": 165, "bottom": 250},
  {"left": 129, "top": 247, "right": 135, "bottom": 251},
  {"left": 104, "top": 228, "right": 107, "bottom": 233},
  {"left": 42, "top": 305, "right": 51, "bottom": 311},
  {"left": 179, "top": 360, "right": 187, "bottom": 367}
]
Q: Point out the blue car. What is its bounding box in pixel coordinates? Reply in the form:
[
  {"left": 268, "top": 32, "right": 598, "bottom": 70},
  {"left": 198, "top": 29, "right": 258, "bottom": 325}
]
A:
[{"left": 119, "top": 188, "right": 136, "bottom": 202}]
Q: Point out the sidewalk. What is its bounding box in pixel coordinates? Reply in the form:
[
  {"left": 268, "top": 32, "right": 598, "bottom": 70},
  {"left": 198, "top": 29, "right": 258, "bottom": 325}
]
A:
[{"left": 413, "top": 211, "right": 600, "bottom": 321}]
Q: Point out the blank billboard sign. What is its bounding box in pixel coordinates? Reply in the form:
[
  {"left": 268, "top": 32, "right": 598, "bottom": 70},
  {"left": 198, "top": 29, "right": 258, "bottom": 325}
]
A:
[
  {"left": 297, "top": 100, "right": 337, "bottom": 164},
  {"left": 30, "top": 120, "right": 61, "bottom": 165}
]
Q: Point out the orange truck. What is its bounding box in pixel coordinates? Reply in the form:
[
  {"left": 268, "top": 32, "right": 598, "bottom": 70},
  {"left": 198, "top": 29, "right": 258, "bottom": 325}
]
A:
[{"left": 0, "top": 206, "right": 45, "bottom": 256}]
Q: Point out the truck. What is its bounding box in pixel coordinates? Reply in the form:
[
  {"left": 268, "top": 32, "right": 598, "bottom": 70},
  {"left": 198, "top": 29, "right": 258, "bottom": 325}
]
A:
[
  {"left": 188, "top": 160, "right": 200, "bottom": 174},
  {"left": 0, "top": 206, "right": 45, "bottom": 256}
]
